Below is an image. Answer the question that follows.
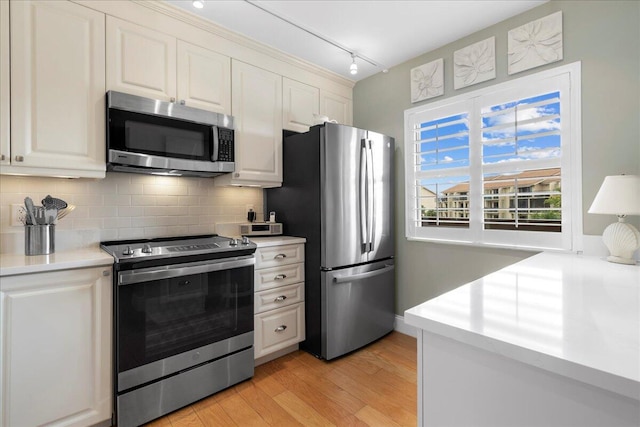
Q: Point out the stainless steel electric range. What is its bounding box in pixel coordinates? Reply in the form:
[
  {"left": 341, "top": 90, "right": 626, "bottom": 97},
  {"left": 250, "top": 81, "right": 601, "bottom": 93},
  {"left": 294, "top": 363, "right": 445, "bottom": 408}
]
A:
[{"left": 101, "top": 234, "right": 257, "bottom": 427}]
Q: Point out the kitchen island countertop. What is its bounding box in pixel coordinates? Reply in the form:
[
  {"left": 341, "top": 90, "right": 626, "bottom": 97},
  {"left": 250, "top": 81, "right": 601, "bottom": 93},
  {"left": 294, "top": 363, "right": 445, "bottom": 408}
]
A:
[
  {"left": 405, "top": 251, "right": 640, "bottom": 426},
  {"left": 406, "top": 252, "right": 640, "bottom": 399},
  {"left": 0, "top": 247, "right": 114, "bottom": 277}
]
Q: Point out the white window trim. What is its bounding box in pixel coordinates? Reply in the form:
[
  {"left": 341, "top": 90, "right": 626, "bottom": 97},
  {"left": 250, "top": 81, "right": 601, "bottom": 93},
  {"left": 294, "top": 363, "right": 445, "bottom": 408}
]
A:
[{"left": 404, "top": 62, "right": 583, "bottom": 252}]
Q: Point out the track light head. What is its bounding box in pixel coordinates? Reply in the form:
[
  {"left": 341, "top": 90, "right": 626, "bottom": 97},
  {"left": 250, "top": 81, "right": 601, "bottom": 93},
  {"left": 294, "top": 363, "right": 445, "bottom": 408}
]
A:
[
  {"left": 192, "top": 0, "right": 204, "bottom": 9},
  {"left": 350, "top": 54, "right": 358, "bottom": 75}
]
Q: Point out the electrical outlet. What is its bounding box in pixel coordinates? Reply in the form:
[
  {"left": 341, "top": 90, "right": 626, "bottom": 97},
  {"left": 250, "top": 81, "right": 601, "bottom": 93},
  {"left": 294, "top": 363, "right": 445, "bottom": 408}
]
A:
[{"left": 11, "top": 204, "right": 26, "bottom": 227}]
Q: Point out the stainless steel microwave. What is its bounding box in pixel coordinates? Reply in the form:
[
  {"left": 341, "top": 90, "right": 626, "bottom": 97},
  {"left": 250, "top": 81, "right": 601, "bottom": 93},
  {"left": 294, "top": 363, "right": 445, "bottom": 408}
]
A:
[{"left": 106, "top": 91, "right": 235, "bottom": 177}]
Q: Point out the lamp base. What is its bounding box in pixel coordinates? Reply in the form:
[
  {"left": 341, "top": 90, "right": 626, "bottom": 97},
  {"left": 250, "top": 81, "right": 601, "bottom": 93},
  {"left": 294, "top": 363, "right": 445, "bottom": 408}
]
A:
[
  {"left": 602, "top": 219, "right": 640, "bottom": 265},
  {"left": 605, "top": 255, "right": 637, "bottom": 265}
]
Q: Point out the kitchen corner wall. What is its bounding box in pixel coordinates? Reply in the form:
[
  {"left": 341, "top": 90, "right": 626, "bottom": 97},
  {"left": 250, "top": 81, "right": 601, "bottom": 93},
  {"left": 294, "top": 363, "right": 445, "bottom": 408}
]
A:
[
  {"left": 0, "top": 173, "right": 263, "bottom": 253},
  {"left": 353, "top": 0, "right": 640, "bottom": 314}
]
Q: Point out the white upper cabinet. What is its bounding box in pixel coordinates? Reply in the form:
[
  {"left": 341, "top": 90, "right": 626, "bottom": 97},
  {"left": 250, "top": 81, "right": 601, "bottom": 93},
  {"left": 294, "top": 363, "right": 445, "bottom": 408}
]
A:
[
  {"left": 0, "top": 0, "right": 9, "bottom": 166},
  {"left": 321, "top": 90, "right": 353, "bottom": 126},
  {"left": 7, "top": 0, "right": 106, "bottom": 178},
  {"left": 283, "top": 77, "right": 319, "bottom": 133},
  {"left": 106, "top": 16, "right": 177, "bottom": 101},
  {"left": 216, "top": 60, "right": 282, "bottom": 187},
  {"left": 177, "top": 40, "right": 231, "bottom": 114},
  {"left": 107, "top": 17, "right": 231, "bottom": 114}
]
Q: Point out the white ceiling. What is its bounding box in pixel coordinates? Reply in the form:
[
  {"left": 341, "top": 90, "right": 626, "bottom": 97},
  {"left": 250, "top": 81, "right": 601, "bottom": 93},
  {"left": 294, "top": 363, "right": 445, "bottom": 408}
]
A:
[{"left": 165, "top": 0, "right": 547, "bottom": 81}]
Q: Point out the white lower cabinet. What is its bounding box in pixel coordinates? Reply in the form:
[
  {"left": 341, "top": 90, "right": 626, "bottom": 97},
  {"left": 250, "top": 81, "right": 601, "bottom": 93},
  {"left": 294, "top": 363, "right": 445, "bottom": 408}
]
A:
[
  {"left": 253, "top": 237, "right": 306, "bottom": 360},
  {"left": 0, "top": 266, "right": 113, "bottom": 427}
]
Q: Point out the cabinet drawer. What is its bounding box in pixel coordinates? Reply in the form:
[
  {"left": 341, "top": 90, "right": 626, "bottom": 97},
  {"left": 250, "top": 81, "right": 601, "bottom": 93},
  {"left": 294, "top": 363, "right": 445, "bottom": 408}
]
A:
[
  {"left": 254, "top": 303, "right": 305, "bottom": 358},
  {"left": 255, "top": 244, "right": 304, "bottom": 269},
  {"left": 255, "top": 282, "right": 304, "bottom": 314},
  {"left": 255, "top": 263, "right": 304, "bottom": 291}
]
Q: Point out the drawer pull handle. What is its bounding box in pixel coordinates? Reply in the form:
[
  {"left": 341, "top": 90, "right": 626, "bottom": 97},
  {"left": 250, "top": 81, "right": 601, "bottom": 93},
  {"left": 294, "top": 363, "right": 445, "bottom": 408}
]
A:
[
  {"left": 274, "top": 325, "right": 287, "bottom": 332},
  {"left": 274, "top": 274, "right": 287, "bottom": 280},
  {"left": 274, "top": 295, "right": 287, "bottom": 302},
  {"left": 274, "top": 253, "right": 287, "bottom": 259}
]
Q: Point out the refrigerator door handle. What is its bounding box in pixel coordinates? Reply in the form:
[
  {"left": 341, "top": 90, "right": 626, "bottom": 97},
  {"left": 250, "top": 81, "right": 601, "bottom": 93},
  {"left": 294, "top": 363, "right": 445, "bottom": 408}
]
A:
[
  {"left": 333, "top": 264, "right": 395, "bottom": 284},
  {"left": 366, "top": 139, "right": 375, "bottom": 253},
  {"left": 360, "top": 140, "right": 370, "bottom": 252}
]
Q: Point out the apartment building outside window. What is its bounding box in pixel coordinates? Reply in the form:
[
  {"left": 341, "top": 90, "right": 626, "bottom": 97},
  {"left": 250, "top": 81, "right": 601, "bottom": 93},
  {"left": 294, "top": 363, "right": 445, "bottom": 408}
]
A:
[{"left": 405, "top": 63, "right": 582, "bottom": 251}]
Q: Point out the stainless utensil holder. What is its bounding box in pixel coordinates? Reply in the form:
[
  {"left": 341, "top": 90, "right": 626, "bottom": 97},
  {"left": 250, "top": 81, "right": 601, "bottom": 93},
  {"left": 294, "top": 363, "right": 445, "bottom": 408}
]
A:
[{"left": 25, "top": 225, "right": 55, "bottom": 255}]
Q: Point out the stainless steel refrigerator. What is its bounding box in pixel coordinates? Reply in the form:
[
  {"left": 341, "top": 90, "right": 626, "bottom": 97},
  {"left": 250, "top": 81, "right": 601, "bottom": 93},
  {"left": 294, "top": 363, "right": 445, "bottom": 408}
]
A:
[{"left": 267, "top": 123, "right": 395, "bottom": 360}]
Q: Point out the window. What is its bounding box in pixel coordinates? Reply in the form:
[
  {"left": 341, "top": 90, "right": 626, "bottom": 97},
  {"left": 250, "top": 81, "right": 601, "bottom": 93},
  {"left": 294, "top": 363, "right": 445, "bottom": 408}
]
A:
[{"left": 404, "top": 63, "right": 582, "bottom": 251}]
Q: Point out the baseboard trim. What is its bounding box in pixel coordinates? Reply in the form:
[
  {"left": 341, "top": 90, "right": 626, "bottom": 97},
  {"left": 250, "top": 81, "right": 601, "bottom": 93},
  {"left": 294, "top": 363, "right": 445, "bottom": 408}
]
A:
[{"left": 393, "top": 314, "right": 417, "bottom": 337}]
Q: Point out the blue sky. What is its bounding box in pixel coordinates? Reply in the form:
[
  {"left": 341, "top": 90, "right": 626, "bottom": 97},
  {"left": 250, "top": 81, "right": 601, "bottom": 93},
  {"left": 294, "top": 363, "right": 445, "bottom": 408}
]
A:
[{"left": 417, "top": 91, "right": 561, "bottom": 195}]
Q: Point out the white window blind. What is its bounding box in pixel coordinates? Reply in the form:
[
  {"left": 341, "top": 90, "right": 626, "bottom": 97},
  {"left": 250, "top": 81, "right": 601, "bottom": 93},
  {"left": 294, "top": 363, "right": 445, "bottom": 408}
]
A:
[{"left": 404, "top": 63, "right": 582, "bottom": 251}]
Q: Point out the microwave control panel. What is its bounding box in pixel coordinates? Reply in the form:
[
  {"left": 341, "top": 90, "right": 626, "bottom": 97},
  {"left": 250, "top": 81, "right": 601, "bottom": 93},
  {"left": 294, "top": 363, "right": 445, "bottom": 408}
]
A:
[{"left": 217, "top": 128, "right": 234, "bottom": 162}]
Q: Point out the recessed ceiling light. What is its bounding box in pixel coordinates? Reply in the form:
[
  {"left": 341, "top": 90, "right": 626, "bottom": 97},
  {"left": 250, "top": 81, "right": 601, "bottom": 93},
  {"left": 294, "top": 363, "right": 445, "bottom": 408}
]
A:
[{"left": 192, "top": 0, "right": 204, "bottom": 9}]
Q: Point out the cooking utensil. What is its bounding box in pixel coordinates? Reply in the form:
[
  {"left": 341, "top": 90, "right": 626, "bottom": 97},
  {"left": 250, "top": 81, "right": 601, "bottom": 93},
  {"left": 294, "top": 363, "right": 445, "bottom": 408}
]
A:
[
  {"left": 45, "top": 206, "right": 58, "bottom": 224},
  {"left": 24, "top": 197, "right": 38, "bottom": 226},
  {"left": 57, "top": 204, "right": 76, "bottom": 220},
  {"left": 42, "top": 195, "right": 67, "bottom": 210}
]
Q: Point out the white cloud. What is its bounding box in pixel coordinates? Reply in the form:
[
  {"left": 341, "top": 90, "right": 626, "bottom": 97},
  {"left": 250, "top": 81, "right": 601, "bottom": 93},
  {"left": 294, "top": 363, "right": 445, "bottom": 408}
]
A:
[
  {"left": 483, "top": 106, "right": 560, "bottom": 139},
  {"left": 443, "top": 156, "right": 454, "bottom": 162}
]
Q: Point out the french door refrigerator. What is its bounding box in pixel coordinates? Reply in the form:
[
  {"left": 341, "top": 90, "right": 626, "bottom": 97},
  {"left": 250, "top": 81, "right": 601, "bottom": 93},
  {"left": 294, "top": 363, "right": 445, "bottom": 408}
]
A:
[{"left": 267, "top": 123, "right": 395, "bottom": 360}]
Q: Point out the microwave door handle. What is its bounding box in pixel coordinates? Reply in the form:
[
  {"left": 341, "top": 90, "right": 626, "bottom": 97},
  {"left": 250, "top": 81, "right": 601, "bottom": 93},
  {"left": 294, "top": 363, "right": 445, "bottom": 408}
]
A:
[{"left": 211, "top": 126, "right": 219, "bottom": 161}]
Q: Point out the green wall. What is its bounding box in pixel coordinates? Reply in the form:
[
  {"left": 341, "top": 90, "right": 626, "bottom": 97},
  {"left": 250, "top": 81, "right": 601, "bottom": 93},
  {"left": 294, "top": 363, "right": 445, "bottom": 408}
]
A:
[{"left": 353, "top": 1, "right": 640, "bottom": 314}]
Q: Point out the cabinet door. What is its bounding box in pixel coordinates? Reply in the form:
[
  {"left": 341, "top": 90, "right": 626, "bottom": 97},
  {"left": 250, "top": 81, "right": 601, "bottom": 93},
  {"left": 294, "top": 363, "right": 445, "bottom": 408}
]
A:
[
  {"left": 283, "top": 77, "right": 319, "bottom": 133},
  {"left": 177, "top": 40, "right": 231, "bottom": 114},
  {"left": 321, "top": 90, "right": 353, "bottom": 126},
  {"left": 227, "top": 60, "right": 282, "bottom": 185},
  {"left": 0, "top": 0, "right": 8, "bottom": 166},
  {"left": 0, "top": 266, "right": 113, "bottom": 427},
  {"left": 10, "top": 0, "right": 105, "bottom": 175},
  {"left": 106, "top": 16, "right": 176, "bottom": 101}
]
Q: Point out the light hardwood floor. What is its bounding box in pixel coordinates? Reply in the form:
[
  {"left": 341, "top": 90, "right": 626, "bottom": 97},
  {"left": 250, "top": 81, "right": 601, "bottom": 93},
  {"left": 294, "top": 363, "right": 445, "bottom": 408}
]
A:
[{"left": 145, "top": 332, "right": 417, "bottom": 427}]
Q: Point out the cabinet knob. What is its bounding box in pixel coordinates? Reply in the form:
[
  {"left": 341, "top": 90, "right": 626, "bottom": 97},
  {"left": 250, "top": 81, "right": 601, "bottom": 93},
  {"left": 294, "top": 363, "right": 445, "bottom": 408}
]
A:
[
  {"left": 15, "top": 155, "right": 24, "bottom": 162},
  {"left": 102, "top": 270, "right": 111, "bottom": 277},
  {"left": 274, "top": 325, "right": 287, "bottom": 333},
  {"left": 180, "top": 100, "right": 186, "bottom": 105},
  {"left": 170, "top": 97, "right": 176, "bottom": 103},
  {"left": 0, "top": 154, "right": 5, "bottom": 161}
]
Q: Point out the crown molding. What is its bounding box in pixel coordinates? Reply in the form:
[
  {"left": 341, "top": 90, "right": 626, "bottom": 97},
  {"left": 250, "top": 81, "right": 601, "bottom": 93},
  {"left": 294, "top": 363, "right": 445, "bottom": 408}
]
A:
[{"left": 133, "top": 0, "right": 356, "bottom": 88}]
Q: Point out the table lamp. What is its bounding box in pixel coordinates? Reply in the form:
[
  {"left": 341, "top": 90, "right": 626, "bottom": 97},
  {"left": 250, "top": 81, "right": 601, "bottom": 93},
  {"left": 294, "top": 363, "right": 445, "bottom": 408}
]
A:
[{"left": 588, "top": 174, "right": 640, "bottom": 265}]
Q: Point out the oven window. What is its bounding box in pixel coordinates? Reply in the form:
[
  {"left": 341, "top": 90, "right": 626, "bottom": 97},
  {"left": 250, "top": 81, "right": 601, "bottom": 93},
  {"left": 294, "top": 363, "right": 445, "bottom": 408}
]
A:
[
  {"left": 109, "top": 109, "right": 213, "bottom": 161},
  {"left": 117, "top": 265, "right": 253, "bottom": 373}
]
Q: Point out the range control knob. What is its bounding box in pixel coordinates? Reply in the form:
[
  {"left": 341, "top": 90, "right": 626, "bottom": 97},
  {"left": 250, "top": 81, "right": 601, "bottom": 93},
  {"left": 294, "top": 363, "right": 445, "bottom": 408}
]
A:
[
  {"left": 142, "top": 244, "right": 153, "bottom": 254},
  {"left": 123, "top": 246, "right": 134, "bottom": 256},
  {"left": 229, "top": 238, "right": 238, "bottom": 246},
  {"left": 241, "top": 236, "right": 250, "bottom": 245}
]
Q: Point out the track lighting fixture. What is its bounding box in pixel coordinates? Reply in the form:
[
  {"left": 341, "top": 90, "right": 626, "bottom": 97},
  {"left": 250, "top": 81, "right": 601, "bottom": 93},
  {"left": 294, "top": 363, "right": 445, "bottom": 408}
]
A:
[
  {"left": 350, "top": 54, "right": 358, "bottom": 75},
  {"left": 242, "top": 1, "right": 387, "bottom": 77},
  {"left": 192, "top": 0, "right": 204, "bottom": 9}
]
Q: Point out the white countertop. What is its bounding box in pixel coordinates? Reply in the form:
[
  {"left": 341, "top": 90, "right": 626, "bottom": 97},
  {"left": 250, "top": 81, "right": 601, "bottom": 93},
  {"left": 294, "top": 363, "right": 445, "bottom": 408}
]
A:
[
  {"left": 250, "top": 235, "right": 306, "bottom": 248},
  {"left": 405, "top": 252, "right": 640, "bottom": 400},
  {"left": 0, "top": 247, "right": 114, "bottom": 277}
]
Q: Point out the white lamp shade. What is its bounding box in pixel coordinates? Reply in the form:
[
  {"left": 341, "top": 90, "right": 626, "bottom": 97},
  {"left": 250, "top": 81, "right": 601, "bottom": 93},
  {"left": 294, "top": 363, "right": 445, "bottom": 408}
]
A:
[{"left": 588, "top": 175, "right": 640, "bottom": 215}]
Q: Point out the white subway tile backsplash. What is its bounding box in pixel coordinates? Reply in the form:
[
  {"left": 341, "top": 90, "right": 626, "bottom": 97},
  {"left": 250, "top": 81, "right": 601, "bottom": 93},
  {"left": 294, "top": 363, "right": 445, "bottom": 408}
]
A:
[
  {"left": 131, "top": 195, "right": 157, "bottom": 206},
  {"left": 118, "top": 206, "right": 145, "bottom": 217},
  {"left": 0, "top": 173, "right": 263, "bottom": 254}
]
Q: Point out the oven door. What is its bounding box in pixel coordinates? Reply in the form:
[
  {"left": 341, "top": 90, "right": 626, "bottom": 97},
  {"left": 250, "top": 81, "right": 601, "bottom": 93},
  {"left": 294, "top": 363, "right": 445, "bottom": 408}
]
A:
[{"left": 116, "top": 255, "right": 254, "bottom": 392}]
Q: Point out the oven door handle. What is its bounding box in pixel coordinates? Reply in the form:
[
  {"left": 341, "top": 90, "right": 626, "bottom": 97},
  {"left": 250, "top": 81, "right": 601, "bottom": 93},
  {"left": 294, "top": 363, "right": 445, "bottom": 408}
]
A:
[{"left": 118, "top": 255, "right": 254, "bottom": 286}]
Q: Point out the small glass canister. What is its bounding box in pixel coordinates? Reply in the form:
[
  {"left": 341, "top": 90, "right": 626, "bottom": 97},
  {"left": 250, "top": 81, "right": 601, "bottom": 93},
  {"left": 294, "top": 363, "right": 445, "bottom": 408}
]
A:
[{"left": 25, "top": 224, "right": 55, "bottom": 255}]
